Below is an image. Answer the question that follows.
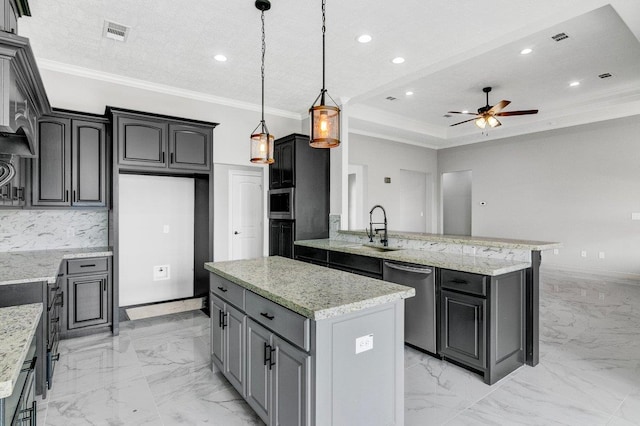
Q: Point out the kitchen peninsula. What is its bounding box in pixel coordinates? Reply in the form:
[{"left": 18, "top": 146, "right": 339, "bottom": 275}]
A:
[{"left": 205, "top": 256, "right": 415, "bottom": 426}]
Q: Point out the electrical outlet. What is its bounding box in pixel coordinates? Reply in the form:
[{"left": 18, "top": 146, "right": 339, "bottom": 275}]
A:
[
  {"left": 580, "top": 250, "right": 587, "bottom": 258},
  {"left": 153, "top": 265, "right": 170, "bottom": 281},
  {"left": 598, "top": 251, "right": 605, "bottom": 259},
  {"left": 553, "top": 249, "right": 559, "bottom": 255},
  {"left": 163, "top": 225, "right": 170, "bottom": 233},
  {"left": 355, "top": 334, "right": 374, "bottom": 354},
  {"left": 632, "top": 212, "right": 640, "bottom": 221}
]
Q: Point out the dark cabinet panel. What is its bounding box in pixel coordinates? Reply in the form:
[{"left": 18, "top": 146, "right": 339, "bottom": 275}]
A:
[
  {"left": 169, "top": 124, "right": 211, "bottom": 171},
  {"left": 246, "top": 319, "right": 271, "bottom": 424},
  {"left": 71, "top": 120, "right": 107, "bottom": 206},
  {"left": 0, "top": 157, "right": 26, "bottom": 207},
  {"left": 117, "top": 116, "right": 167, "bottom": 167},
  {"left": 269, "top": 220, "right": 294, "bottom": 258},
  {"left": 32, "top": 117, "right": 71, "bottom": 206},
  {"left": 67, "top": 274, "right": 109, "bottom": 329},
  {"left": 440, "top": 289, "right": 486, "bottom": 370},
  {"left": 269, "top": 139, "right": 294, "bottom": 189}
]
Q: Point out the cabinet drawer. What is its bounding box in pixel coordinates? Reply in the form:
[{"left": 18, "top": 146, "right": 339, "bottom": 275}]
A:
[
  {"left": 67, "top": 257, "right": 108, "bottom": 275},
  {"left": 329, "top": 251, "right": 383, "bottom": 276},
  {"left": 295, "top": 245, "right": 328, "bottom": 264},
  {"left": 440, "top": 269, "right": 487, "bottom": 297},
  {"left": 245, "top": 291, "right": 309, "bottom": 351},
  {"left": 211, "top": 274, "right": 245, "bottom": 310}
]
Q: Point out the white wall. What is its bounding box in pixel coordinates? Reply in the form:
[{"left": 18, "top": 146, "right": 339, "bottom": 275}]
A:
[
  {"left": 349, "top": 133, "right": 438, "bottom": 232},
  {"left": 438, "top": 115, "right": 640, "bottom": 277}
]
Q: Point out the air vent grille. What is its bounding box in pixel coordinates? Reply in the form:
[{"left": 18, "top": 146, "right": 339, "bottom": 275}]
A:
[
  {"left": 598, "top": 73, "right": 612, "bottom": 79},
  {"left": 551, "top": 32, "right": 569, "bottom": 42},
  {"left": 386, "top": 96, "right": 397, "bottom": 101},
  {"left": 103, "top": 20, "right": 130, "bottom": 42}
]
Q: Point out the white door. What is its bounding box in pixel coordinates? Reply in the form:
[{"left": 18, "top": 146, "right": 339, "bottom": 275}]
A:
[
  {"left": 442, "top": 170, "right": 472, "bottom": 235},
  {"left": 398, "top": 169, "right": 429, "bottom": 232},
  {"left": 229, "top": 171, "right": 263, "bottom": 260}
]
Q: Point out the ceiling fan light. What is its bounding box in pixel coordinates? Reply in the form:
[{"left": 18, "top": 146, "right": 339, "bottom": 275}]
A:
[
  {"left": 487, "top": 116, "right": 500, "bottom": 127},
  {"left": 475, "top": 117, "right": 487, "bottom": 129}
]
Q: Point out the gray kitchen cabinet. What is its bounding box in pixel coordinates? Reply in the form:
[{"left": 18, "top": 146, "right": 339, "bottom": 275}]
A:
[
  {"left": 32, "top": 113, "right": 108, "bottom": 207},
  {"left": 63, "top": 257, "right": 112, "bottom": 336},
  {"left": 46, "top": 271, "right": 63, "bottom": 389},
  {"left": 328, "top": 250, "right": 383, "bottom": 279},
  {"left": 439, "top": 268, "right": 524, "bottom": 385},
  {"left": 269, "top": 219, "right": 294, "bottom": 258},
  {"left": 113, "top": 110, "right": 212, "bottom": 172},
  {"left": 0, "top": 330, "right": 37, "bottom": 426},
  {"left": 269, "top": 138, "right": 294, "bottom": 189},
  {"left": 246, "top": 319, "right": 310, "bottom": 426},
  {"left": 0, "top": 157, "right": 26, "bottom": 207},
  {"left": 168, "top": 123, "right": 211, "bottom": 171},
  {"left": 210, "top": 293, "right": 245, "bottom": 396},
  {"left": 293, "top": 245, "right": 328, "bottom": 266}
]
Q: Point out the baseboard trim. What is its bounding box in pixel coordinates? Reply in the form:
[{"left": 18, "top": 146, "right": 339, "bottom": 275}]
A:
[
  {"left": 541, "top": 264, "right": 640, "bottom": 285},
  {"left": 121, "top": 297, "right": 206, "bottom": 321}
]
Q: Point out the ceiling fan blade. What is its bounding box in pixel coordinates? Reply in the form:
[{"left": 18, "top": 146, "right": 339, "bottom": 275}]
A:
[
  {"left": 488, "top": 100, "right": 510, "bottom": 114},
  {"left": 447, "top": 111, "right": 478, "bottom": 115},
  {"left": 449, "top": 117, "right": 477, "bottom": 127},
  {"left": 496, "top": 109, "right": 539, "bottom": 116}
]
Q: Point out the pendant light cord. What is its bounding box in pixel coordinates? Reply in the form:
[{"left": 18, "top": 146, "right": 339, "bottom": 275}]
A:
[
  {"left": 321, "top": 0, "right": 326, "bottom": 93},
  {"left": 261, "top": 9, "right": 266, "bottom": 128}
]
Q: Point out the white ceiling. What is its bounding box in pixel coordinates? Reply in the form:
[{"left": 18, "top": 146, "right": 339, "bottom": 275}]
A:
[{"left": 18, "top": 0, "right": 640, "bottom": 149}]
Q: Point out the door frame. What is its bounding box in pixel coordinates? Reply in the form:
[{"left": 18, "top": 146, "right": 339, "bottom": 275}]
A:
[{"left": 228, "top": 169, "right": 264, "bottom": 260}]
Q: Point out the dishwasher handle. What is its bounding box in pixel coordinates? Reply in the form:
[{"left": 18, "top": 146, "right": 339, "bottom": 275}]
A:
[{"left": 384, "top": 261, "right": 432, "bottom": 275}]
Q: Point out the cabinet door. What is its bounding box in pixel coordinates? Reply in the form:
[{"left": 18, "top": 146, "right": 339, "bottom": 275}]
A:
[
  {"left": 67, "top": 274, "right": 109, "bottom": 329},
  {"left": 245, "top": 319, "right": 272, "bottom": 425},
  {"left": 224, "top": 303, "right": 246, "bottom": 396},
  {"left": 440, "top": 290, "right": 486, "bottom": 370},
  {"left": 71, "top": 120, "right": 107, "bottom": 206},
  {"left": 32, "top": 117, "right": 71, "bottom": 206},
  {"left": 273, "top": 335, "right": 309, "bottom": 426},
  {"left": 279, "top": 139, "right": 295, "bottom": 187},
  {"left": 280, "top": 221, "right": 294, "bottom": 259},
  {"left": 211, "top": 295, "right": 225, "bottom": 370},
  {"left": 269, "top": 220, "right": 281, "bottom": 256},
  {"left": 269, "top": 143, "right": 282, "bottom": 189},
  {"left": 168, "top": 124, "right": 211, "bottom": 171},
  {"left": 117, "top": 116, "right": 168, "bottom": 168}
]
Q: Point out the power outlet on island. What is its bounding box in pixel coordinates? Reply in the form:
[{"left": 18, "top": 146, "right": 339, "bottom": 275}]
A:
[
  {"left": 355, "top": 334, "right": 374, "bottom": 354},
  {"left": 153, "top": 265, "right": 170, "bottom": 281}
]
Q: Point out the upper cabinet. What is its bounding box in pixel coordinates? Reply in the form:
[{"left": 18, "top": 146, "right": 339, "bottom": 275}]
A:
[
  {"left": 111, "top": 109, "right": 214, "bottom": 173},
  {"left": 269, "top": 138, "right": 294, "bottom": 189},
  {"left": 32, "top": 112, "right": 108, "bottom": 207}
]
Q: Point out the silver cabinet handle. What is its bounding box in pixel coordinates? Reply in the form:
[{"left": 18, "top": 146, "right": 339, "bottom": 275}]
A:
[{"left": 384, "top": 262, "right": 432, "bottom": 275}]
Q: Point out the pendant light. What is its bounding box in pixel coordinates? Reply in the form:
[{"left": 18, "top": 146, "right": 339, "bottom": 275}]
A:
[
  {"left": 309, "top": 0, "right": 340, "bottom": 148},
  {"left": 250, "top": 0, "right": 275, "bottom": 164}
]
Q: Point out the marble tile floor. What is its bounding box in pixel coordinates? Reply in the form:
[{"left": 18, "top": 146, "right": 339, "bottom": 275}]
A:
[{"left": 35, "top": 268, "right": 640, "bottom": 425}]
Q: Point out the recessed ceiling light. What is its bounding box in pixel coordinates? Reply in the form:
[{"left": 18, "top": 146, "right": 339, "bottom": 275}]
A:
[
  {"left": 569, "top": 81, "right": 580, "bottom": 87},
  {"left": 357, "top": 34, "right": 372, "bottom": 43},
  {"left": 405, "top": 91, "right": 414, "bottom": 96},
  {"left": 520, "top": 48, "right": 533, "bottom": 55},
  {"left": 392, "top": 57, "right": 405, "bottom": 64},
  {"left": 214, "top": 54, "right": 227, "bottom": 62}
]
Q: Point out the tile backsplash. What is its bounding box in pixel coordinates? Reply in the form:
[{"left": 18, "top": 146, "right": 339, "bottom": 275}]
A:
[{"left": 0, "top": 210, "right": 108, "bottom": 252}]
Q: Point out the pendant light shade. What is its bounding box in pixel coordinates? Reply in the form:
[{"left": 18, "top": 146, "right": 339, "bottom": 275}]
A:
[
  {"left": 309, "top": 0, "right": 340, "bottom": 148},
  {"left": 250, "top": 0, "right": 275, "bottom": 164}
]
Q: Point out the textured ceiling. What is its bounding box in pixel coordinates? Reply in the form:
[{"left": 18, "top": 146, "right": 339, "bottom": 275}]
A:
[{"left": 18, "top": 0, "right": 640, "bottom": 148}]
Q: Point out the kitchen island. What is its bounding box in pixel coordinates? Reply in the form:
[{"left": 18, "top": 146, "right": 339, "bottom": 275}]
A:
[{"left": 205, "top": 256, "right": 415, "bottom": 426}]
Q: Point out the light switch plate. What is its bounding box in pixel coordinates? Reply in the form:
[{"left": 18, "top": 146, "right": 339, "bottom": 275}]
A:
[
  {"left": 632, "top": 212, "right": 640, "bottom": 221},
  {"left": 355, "top": 334, "right": 374, "bottom": 354}
]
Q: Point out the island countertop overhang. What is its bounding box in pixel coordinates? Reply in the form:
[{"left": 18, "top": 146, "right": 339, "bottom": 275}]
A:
[{"left": 204, "top": 256, "right": 415, "bottom": 321}]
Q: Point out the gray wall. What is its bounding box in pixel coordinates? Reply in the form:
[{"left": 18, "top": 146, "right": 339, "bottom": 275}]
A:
[
  {"left": 438, "top": 115, "right": 640, "bottom": 277},
  {"left": 349, "top": 134, "right": 438, "bottom": 232}
]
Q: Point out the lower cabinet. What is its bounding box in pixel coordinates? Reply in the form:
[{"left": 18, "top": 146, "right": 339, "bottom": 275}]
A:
[
  {"left": 0, "top": 322, "right": 37, "bottom": 426},
  {"left": 439, "top": 269, "right": 525, "bottom": 385},
  {"left": 210, "top": 294, "right": 245, "bottom": 395},
  {"left": 61, "top": 256, "right": 112, "bottom": 338},
  {"left": 246, "top": 319, "right": 310, "bottom": 426},
  {"left": 269, "top": 220, "right": 294, "bottom": 258}
]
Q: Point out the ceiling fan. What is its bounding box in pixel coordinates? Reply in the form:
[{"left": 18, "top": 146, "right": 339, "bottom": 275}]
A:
[{"left": 448, "top": 87, "right": 538, "bottom": 129}]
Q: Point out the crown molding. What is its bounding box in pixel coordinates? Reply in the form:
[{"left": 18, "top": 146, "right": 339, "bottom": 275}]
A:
[{"left": 36, "top": 59, "right": 304, "bottom": 121}]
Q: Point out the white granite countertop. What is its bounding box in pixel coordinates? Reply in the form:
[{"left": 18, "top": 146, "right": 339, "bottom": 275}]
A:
[
  {"left": 0, "top": 247, "right": 113, "bottom": 286},
  {"left": 0, "top": 303, "right": 42, "bottom": 398},
  {"left": 205, "top": 256, "right": 415, "bottom": 321},
  {"left": 295, "top": 239, "right": 531, "bottom": 276},
  {"left": 338, "top": 230, "right": 561, "bottom": 251}
]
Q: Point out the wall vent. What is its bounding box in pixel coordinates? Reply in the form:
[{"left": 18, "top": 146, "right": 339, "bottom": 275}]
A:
[
  {"left": 103, "top": 20, "right": 130, "bottom": 42},
  {"left": 551, "top": 32, "right": 569, "bottom": 42},
  {"left": 385, "top": 96, "right": 397, "bottom": 101},
  {"left": 598, "top": 73, "right": 612, "bottom": 79}
]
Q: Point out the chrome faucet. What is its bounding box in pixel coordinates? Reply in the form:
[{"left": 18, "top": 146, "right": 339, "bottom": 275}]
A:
[{"left": 367, "top": 205, "right": 388, "bottom": 247}]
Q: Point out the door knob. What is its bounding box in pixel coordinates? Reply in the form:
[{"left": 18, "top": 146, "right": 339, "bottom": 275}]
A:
[{"left": 234, "top": 231, "right": 240, "bottom": 235}]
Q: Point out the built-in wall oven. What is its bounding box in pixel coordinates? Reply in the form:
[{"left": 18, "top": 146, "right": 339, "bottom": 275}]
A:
[{"left": 268, "top": 187, "right": 295, "bottom": 220}]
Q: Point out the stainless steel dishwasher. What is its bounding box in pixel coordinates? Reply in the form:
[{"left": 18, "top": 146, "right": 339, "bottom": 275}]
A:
[{"left": 383, "top": 261, "right": 436, "bottom": 354}]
